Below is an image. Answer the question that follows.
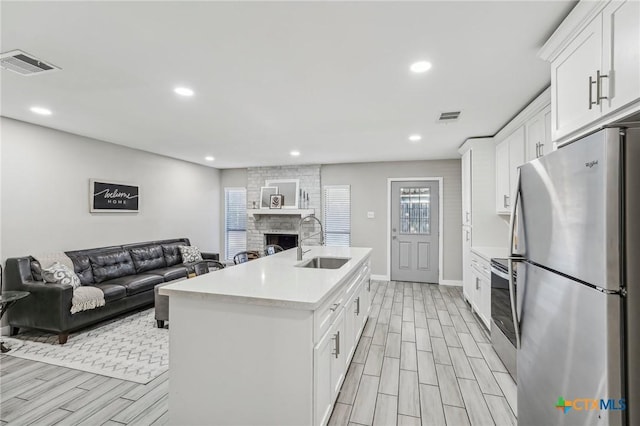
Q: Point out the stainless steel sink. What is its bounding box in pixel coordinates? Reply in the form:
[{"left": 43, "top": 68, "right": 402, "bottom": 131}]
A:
[{"left": 296, "top": 257, "right": 351, "bottom": 270}]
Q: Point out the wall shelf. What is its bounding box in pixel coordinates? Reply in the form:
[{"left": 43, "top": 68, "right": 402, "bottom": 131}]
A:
[{"left": 247, "top": 208, "right": 315, "bottom": 218}]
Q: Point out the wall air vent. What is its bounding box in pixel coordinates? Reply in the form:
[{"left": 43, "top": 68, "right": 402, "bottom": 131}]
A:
[
  {"left": 0, "top": 50, "right": 61, "bottom": 76},
  {"left": 438, "top": 111, "right": 461, "bottom": 122}
]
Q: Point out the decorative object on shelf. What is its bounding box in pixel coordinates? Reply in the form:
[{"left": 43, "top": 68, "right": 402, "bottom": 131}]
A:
[
  {"left": 260, "top": 186, "right": 279, "bottom": 209},
  {"left": 252, "top": 201, "right": 257, "bottom": 209},
  {"left": 270, "top": 194, "right": 284, "bottom": 209},
  {"left": 265, "top": 179, "right": 299, "bottom": 209},
  {"left": 90, "top": 179, "right": 139, "bottom": 212}
]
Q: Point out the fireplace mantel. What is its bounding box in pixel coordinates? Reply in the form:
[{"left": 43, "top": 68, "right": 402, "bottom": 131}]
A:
[{"left": 247, "top": 208, "right": 315, "bottom": 218}]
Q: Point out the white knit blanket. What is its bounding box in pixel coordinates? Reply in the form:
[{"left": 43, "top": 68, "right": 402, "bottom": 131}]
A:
[{"left": 71, "top": 286, "right": 106, "bottom": 314}]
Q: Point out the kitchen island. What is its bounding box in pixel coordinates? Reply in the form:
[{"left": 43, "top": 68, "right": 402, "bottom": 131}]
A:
[{"left": 160, "top": 246, "right": 372, "bottom": 426}]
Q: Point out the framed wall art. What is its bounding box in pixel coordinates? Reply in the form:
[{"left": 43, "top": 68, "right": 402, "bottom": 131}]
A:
[
  {"left": 269, "top": 194, "right": 284, "bottom": 209},
  {"left": 90, "top": 179, "right": 139, "bottom": 212},
  {"left": 260, "top": 186, "right": 279, "bottom": 209},
  {"left": 265, "top": 179, "right": 299, "bottom": 209}
]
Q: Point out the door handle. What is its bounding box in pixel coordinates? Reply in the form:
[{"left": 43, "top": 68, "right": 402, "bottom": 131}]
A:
[
  {"left": 465, "top": 211, "right": 470, "bottom": 223},
  {"left": 589, "top": 75, "right": 597, "bottom": 110},
  {"left": 465, "top": 230, "right": 470, "bottom": 242},
  {"left": 392, "top": 236, "right": 397, "bottom": 240},
  {"left": 503, "top": 195, "right": 510, "bottom": 208},
  {"left": 508, "top": 168, "right": 523, "bottom": 349},
  {"left": 596, "top": 69, "right": 608, "bottom": 104},
  {"left": 475, "top": 278, "right": 480, "bottom": 290},
  {"left": 332, "top": 331, "right": 340, "bottom": 358},
  {"left": 355, "top": 297, "right": 360, "bottom": 315},
  {"left": 330, "top": 303, "right": 340, "bottom": 312}
]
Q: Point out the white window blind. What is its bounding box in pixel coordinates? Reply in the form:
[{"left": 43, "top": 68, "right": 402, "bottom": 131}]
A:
[
  {"left": 323, "top": 185, "right": 351, "bottom": 247},
  {"left": 225, "top": 188, "right": 247, "bottom": 261}
]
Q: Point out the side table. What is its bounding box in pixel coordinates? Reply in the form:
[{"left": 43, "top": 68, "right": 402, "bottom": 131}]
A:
[{"left": 0, "top": 291, "right": 29, "bottom": 353}]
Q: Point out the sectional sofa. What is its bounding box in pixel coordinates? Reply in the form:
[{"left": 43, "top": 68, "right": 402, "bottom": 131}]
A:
[{"left": 4, "top": 238, "right": 218, "bottom": 344}]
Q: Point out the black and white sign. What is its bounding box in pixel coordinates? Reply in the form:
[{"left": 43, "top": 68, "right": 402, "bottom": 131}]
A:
[{"left": 90, "top": 179, "right": 139, "bottom": 212}]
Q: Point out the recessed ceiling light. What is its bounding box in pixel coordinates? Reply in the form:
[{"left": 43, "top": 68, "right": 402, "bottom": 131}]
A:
[
  {"left": 290, "top": 150, "right": 300, "bottom": 157},
  {"left": 30, "top": 106, "right": 52, "bottom": 116},
  {"left": 409, "top": 134, "right": 422, "bottom": 142},
  {"left": 410, "top": 61, "right": 432, "bottom": 73},
  {"left": 174, "top": 87, "right": 194, "bottom": 97},
  {"left": 205, "top": 156, "right": 215, "bottom": 161}
]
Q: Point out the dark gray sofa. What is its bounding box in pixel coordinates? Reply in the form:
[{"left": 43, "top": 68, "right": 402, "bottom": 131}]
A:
[{"left": 4, "top": 238, "right": 218, "bottom": 344}]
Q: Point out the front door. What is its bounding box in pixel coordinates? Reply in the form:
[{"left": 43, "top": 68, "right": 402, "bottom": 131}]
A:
[{"left": 391, "top": 181, "right": 439, "bottom": 283}]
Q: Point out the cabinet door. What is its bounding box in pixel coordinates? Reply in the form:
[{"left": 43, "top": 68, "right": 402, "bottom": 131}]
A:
[
  {"left": 330, "top": 309, "right": 347, "bottom": 399},
  {"left": 543, "top": 107, "right": 553, "bottom": 155},
  {"left": 354, "top": 284, "right": 366, "bottom": 340},
  {"left": 470, "top": 270, "right": 481, "bottom": 314},
  {"left": 344, "top": 290, "right": 357, "bottom": 365},
  {"left": 462, "top": 150, "right": 472, "bottom": 226},
  {"left": 479, "top": 275, "right": 492, "bottom": 330},
  {"left": 601, "top": 0, "right": 640, "bottom": 114},
  {"left": 462, "top": 227, "right": 473, "bottom": 302},
  {"left": 551, "top": 14, "right": 603, "bottom": 140},
  {"left": 361, "top": 276, "right": 372, "bottom": 326},
  {"left": 525, "top": 113, "right": 545, "bottom": 162},
  {"left": 314, "top": 329, "right": 333, "bottom": 426},
  {"left": 508, "top": 126, "right": 525, "bottom": 207},
  {"left": 495, "top": 140, "right": 510, "bottom": 214}
]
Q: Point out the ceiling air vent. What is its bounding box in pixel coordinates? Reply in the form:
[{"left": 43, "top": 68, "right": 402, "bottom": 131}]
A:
[
  {"left": 0, "top": 50, "right": 60, "bottom": 76},
  {"left": 438, "top": 111, "right": 461, "bottom": 122}
]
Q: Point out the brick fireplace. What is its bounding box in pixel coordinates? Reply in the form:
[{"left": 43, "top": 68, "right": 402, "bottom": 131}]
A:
[{"left": 246, "top": 165, "right": 321, "bottom": 253}]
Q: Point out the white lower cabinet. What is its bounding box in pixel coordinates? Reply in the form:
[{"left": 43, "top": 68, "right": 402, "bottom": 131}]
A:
[
  {"left": 468, "top": 251, "right": 492, "bottom": 330},
  {"left": 314, "top": 323, "right": 334, "bottom": 426},
  {"left": 313, "top": 260, "right": 371, "bottom": 426}
]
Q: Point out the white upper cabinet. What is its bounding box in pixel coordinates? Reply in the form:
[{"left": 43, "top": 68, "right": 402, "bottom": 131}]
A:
[
  {"left": 525, "top": 105, "right": 552, "bottom": 161},
  {"left": 601, "top": 0, "right": 640, "bottom": 114},
  {"left": 541, "top": 0, "right": 640, "bottom": 142},
  {"left": 551, "top": 15, "right": 603, "bottom": 140},
  {"left": 495, "top": 138, "right": 510, "bottom": 214},
  {"left": 495, "top": 127, "right": 524, "bottom": 215}
]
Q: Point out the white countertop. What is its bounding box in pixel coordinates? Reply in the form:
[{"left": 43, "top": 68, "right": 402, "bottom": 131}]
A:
[
  {"left": 471, "top": 246, "right": 509, "bottom": 262},
  {"left": 159, "top": 246, "right": 372, "bottom": 310}
]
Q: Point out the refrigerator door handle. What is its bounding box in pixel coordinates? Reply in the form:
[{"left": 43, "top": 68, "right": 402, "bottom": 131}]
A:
[{"left": 509, "top": 168, "right": 523, "bottom": 349}]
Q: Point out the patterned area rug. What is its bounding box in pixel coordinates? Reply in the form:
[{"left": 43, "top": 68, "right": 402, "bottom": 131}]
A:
[{"left": 3, "top": 309, "right": 168, "bottom": 384}]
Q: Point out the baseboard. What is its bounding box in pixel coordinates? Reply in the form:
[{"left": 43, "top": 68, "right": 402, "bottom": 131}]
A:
[
  {"left": 1, "top": 325, "right": 9, "bottom": 337},
  {"left": 370, "top": 274, "right": 390, "bottom": 282},
  {"left": 440, "top": 280, "right": 463, "bottom": 287}
]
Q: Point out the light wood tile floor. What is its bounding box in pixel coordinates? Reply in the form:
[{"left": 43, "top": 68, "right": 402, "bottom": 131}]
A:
[
  {"left": 0, "top": 281, "right": 515, "bottom": 426},
  {"left": 328, "top": 281, "right": 517, "bottom": 426}
]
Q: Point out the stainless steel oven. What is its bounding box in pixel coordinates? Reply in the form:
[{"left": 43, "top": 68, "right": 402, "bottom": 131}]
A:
[{"left": 490, "top": 257, "right": 516, "bottom": 381}]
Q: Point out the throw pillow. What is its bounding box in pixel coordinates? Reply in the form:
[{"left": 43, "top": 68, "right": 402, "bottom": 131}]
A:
[
  {"left": 179, "top": 245, "right": 203, "bottom": 263},
  {"left": 42, "top": 262, "right": 82, "bottom": 289}
]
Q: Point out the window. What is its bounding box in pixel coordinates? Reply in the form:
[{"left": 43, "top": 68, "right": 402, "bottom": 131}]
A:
[
  {"left": 399, "top": 187, "right": 431, "bottom": 234},
  {"left": 323, "top": 185, "right": 351, "bottom": 247},
  {"left": 224, "top": 188, "right": 247, "bottom": 261}
]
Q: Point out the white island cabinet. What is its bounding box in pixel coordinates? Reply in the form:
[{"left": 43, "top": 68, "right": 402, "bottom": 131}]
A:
[{"left": 160, "top": 246, "right": 372, "bottom": 426}]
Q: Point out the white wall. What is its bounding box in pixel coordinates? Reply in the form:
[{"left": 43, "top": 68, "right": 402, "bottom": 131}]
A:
[
  {"left": 1, "top": 117, "right": 221, "bottom": 260},
  {"left": 322, "top": 160, "right": 462, "bottom": 281}
]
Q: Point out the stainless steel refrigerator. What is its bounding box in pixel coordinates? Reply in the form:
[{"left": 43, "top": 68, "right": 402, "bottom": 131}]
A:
[{"left": 509, "top": 127, "right": 639, "bottom": 426}]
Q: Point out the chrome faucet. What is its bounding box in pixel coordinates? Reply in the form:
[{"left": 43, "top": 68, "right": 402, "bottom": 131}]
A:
[{"left": 297, "top": 215, "right": 324, "bottom": 260}]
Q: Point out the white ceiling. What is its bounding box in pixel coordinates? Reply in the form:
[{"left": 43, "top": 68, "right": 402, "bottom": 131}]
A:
[{"left": 1, "top": 1, "right": 575, "bottom": 169}]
